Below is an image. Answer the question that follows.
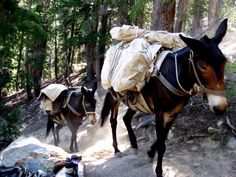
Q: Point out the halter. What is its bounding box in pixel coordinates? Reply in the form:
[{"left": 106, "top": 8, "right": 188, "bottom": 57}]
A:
[
  {"left": 188, "top": 51, "right": 225, "bottom": 97},
  {"left": 66, "top": 91, "right": 96, "bottom": 116}
]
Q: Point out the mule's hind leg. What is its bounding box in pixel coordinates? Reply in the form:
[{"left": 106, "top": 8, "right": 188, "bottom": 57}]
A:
[
  {"left": 123, "top": 108, "right": 137, "bottom": 152},
  {"left": 110, "top": 117, "right": 120, "bottom": 154},
  {"left": 110, "top": 100, "right": 121, "bottom": 154}
]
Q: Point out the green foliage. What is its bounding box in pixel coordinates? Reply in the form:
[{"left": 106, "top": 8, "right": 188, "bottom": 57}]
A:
[
  {"left": 225, "top": 63, "right": 236, "bottom": 98},
  {"left": 129, "top": 0, "right": 152, "bottom": 24},
  {"left": 0, "top": 105, "right": 22, "bottom": 144}
]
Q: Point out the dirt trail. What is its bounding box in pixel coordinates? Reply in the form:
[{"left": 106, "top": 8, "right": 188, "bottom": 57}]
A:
[{"left": 19, "top": 95, "right": 236, "bottom": 177}]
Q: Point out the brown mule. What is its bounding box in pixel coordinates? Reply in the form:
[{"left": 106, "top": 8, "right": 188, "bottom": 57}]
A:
[{"left": 100, "top": 19, "right": 228, "bottom": 177}]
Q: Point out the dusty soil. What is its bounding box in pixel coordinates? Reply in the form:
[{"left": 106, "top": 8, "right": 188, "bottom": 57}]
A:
[
  {"left": 18, "top": 90, "right": 236, "bottom": 177},
  {"left": 3, "top": 29, "right": 236, "bottom": 177}
]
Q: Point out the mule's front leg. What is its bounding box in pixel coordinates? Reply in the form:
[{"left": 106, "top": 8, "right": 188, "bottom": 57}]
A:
[
  {"left": 69, "top": 124, "right": 79, "bottom": 152},
  {"left": 154, "top": 113, "right": 175, "bottom": 177},
  {"left": 55, "top": 124, "right": 63, "bottom": 146}
]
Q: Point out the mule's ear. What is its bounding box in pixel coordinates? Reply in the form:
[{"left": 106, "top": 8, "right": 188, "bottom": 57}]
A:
[
  {"left": 214, "top": 18, "right": 228, "bottom": 44},
  {"left": 81, "top": 86, "right": 87, "bottom": 95},
  {"left": 179, "top": 34, "right": 203, "bottom": 53},
  {"left": 37, "top": 92, "right": 44, "bottom": 100},
  {"left": 60, "top": 90, "right": 68, "bottom": 98},
  {"left": 91, "top": 82, "right": 97, "bottom": 94}
]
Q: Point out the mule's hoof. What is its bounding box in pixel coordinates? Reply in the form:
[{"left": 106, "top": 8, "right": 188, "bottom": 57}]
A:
[
  {"left": 146, "top": 156, "right": 154, "bottom": 163},
  {"left": 147, "top": 150, "right": 155, "bottom": 159},
  {"left": 156, "top": 169, "right": 163, "bottom": 177},
  {"left": 130, "top": 148, "right": 138, "bottom": 155},
  {"left": 114, "top": 151, "right": 122, "bottom": 158}
]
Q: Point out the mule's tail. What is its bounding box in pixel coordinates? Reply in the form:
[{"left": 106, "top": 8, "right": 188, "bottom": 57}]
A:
[
  {"left": 46, "top": 117, "right": 54, "bottom": 137},
  {"left": 100, "top": 91, "right": 115, "bottom": 127}
]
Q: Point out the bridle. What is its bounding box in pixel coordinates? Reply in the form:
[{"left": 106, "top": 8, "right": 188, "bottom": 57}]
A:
[
  {"left": 81, "top": 96, "right": 96, "bottom": 115},
  {"left": 188, "top": 51, "right": 225, "bottom": 96},
  {"left": 157, "top": 50, "right": 225, "bottom": 97}
]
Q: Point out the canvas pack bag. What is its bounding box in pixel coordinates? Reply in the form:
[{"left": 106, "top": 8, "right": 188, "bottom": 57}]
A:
[
  {"left": 101, "top": 38, "right": 161, "bottom": 92},
  {"left": 101, "top": 25, "right": 188, "bottom": 92}
]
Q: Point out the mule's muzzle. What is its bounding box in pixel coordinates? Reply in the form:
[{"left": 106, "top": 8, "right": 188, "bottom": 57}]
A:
[
  {"left": 213, "top": 105, "right": 227, "bottom": 115},
  {"left": 88, "top": 113, "right": 97, "bottom": 125},
  {"left": 207, "top": 94, "right": 228, "bottom": 115},
  {"left": 45, "top": 110, "right": 52, "bottom": 115}
]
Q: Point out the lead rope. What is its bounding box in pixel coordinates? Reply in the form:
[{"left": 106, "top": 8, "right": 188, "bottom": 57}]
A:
[{"left": 174, "top": 53, "right": 193, "bottom": 96}]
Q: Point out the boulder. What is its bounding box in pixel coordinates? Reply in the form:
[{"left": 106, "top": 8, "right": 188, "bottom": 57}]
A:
[{"left": 0, "top": 136, "right": 68, "bottom": 173}]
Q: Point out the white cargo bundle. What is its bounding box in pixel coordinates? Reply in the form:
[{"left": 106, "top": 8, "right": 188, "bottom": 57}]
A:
[{"left": 101, "top": 25, "right": 188, "bottom": 92}]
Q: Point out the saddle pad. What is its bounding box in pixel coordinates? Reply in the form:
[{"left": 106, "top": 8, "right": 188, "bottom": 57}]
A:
[{"left": 40, "top": 84, "right": 68, "bottom": 102}]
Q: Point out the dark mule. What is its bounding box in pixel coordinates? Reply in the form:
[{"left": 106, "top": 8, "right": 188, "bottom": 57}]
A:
[
  {"left": 100, "top": 19, "right": 228, "bottom": 177},
  {"left": 39, "top": 83, "right": 97, "bottom": 152}
]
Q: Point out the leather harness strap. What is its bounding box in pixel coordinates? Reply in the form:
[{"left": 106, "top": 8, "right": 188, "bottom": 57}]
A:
[
  {"left": 156, "top": 72, "right": 191, "bottom": 97},
  {"left": 156, "top": 50, "right": 225, "bottom": 97},
  {"left": 66, "top": 90, "right": 95, "bottom": 117}
]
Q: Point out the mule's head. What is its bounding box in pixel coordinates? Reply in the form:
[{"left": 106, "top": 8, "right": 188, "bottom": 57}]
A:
[
  {"left": 81, "top": 83, "right": 97, "bottom": 124},
  {"left": 180, "top": 19, "right": 228, "bottom": 114},
  {"left": 39, "top": 90, "right": 68, "bottom": 115}
]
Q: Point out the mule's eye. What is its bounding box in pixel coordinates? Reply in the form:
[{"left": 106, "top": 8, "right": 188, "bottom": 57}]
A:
[
  {"left": 198, "top": 64, "right": 207, "bottom": 72},
  {"left": 85, "top": 101, "right": 90, "bottom": 106}
]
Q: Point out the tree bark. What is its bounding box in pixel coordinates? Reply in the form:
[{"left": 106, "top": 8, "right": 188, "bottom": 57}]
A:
[
  {"left": 16, "top": 32, "right": 23, "bottom": 91},
  {"left": 116, "top": 0, "right": 130, "bottom": 26},
  {"left": 25, "top": 0, "right": 33, "bottom": 100},
  {"left": 31, "top": 0, "right": 49, "bottom": 97},
  {"left": 85, "top": 3, "right": 99, "bottom": 83},
  {"left": 175, "top": 0, "right": 187, "bottom": 32},
  {"left": 151, "top": 0, "right": 176, "bottom": 32},
  {"left": 96, "top": 4, "right": 109, "bottom": 82},
  {"left": 54, "top": 27, "right": 58, "bottom": 82},
  {"left": 191, "top": 0, "right": 204, "bottom": 36},
  {"left": 208, "top": 0, "right": 218, "bottom": 27},
  {"left": 25, "top": 46, "right": 33, "bottom": 100},
  {"left": 32, "top": 39, "right": 47, "bottom": 97}
]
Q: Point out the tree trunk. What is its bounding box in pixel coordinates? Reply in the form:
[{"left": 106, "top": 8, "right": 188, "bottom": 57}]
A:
[
  {"left": 116, "top": 0, "right": 130, "bottom": 26},
  {"left": 208, "top": 0, "right": 218, "bottom": 27},
  {"left": 175, "top": 0, "right": 187, "bottom": 32},
  {"left": 32, "top": 39, "right": 47, "bottom": 97},
  {"left": 31, "top": 0, "right": 49, "bottom": 97},
  {"left": 16, "top": 32, "right": 23, "bottom": 91},
  {"left": 54, "top": 27, "right": 58, "bottom": 82},
  {"left": 96, "top": 4, "right": 109, "bottom": 82},
  {"left": 25, "top": 46, "right": 33, "bottom": 100},
  {"left": 208, "top": 0, "right": 222, "bottom": 35},
  {"left": 85, "top": 3, "right": 99, "bottom": 83},
  {"left": 191, "top": 0, "right": 204, "bottom": 36},
  {"left": 151, "top": 0, "right": 176, "bottom": 32},
  {"left": 25, "top": 0, "right": 33, "bottom": 100}
]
